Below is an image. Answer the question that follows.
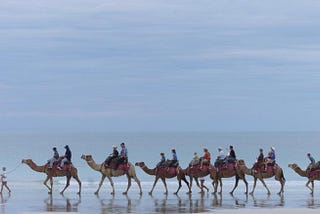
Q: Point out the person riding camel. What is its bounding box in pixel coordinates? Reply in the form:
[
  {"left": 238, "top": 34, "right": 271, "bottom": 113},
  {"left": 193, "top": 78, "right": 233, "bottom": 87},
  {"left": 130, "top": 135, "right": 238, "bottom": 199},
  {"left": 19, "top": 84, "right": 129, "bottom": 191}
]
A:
[
  {"left": 214, "top": 147, "right": 226, "bottom": 168},
  {"left": 58, "top": 145, "right": 71, "bottom": 170},
  {"left": 225, "top": 145, "right": 236, "bottom": 163},
  {"left": 200, "top": 148, "right": 211, "bottom": 169},
  {"left": 253, "top": 148, "right": 264, "bottom": 172},
  {"left": 114, "top": 142, "right": 128, "bottom": 169},
  {"left": 190, "top": 152, "right": 200, "bottom": 168},
  {"left": 104, "top": 145, "right": 119, "bottom": 167},
  {"left": 264, "top": 147, "right": 276, "bottom": 171},
  {"left": 167, "top": 149, "right": 179, "bottom": 167},
  {"left": 307, "top": 153, "right": 319, "bottom": 171},
  {"left": 48, "top": 147, "right": 59, "bottom": 169}
]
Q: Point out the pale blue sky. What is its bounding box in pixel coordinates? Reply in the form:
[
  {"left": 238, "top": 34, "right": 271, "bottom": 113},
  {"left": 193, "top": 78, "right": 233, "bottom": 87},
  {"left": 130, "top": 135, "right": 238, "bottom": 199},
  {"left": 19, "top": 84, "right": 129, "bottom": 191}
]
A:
[{"left": 1, "top": 0, "right": 320, "bottom": 132}]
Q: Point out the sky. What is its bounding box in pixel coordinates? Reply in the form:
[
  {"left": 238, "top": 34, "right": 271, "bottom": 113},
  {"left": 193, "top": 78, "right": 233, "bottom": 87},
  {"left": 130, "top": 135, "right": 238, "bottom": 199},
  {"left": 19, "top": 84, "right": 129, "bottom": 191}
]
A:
[{"left": 1, "top": 0, "right": 320, "bottom": 132}]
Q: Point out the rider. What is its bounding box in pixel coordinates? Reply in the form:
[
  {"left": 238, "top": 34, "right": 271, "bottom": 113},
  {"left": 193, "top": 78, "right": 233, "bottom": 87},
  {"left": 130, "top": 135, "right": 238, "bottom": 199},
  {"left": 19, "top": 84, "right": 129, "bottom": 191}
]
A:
[
  {"left": 167, "top": 149, "right": 179, "bottom": 167},
  {"left": 200, "top": 148, "right": 211, "bottom": 169},
  {"left": 253, "top": 148, "right": 264, "bottom": 172},
  {"left": 156, "top": 152, "right": 166, "bottom": 168},
  {"left": 114, "top": 142, "right": 128, "bottom": 169},
  {"left": 307, "top": 153, "right": 317, "bottom": 171},
  {"left": 190, "top": 152, "right": 200, "bottom": 168},
  {"left": 225, "top": 145, "right": 236, "bottom": 163},
  {"left": 214, "top": 147, "right": 225, "bottom": 168},
  {"left": 58, "top": 145, "right": 71, "bottom": 170},
  {"left": 264, "top": 147, "right": 276, "bottom": 170},
  {"left": 104, "top": 145, "right": 119, "bottom": 167},
  {"left": 48, "top": 147, "right": 59, "bottom": 169}
]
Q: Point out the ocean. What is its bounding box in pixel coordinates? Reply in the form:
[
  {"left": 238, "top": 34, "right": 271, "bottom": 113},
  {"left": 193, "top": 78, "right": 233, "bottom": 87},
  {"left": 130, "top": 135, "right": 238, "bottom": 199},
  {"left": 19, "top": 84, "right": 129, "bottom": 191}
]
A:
[{"left": 1, "top": 131, "right": 320, "bottom": 213}]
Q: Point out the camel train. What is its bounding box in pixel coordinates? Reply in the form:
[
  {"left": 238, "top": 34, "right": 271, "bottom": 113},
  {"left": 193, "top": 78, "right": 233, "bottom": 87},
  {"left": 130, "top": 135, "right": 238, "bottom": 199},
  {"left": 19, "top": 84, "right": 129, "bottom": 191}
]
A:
[{"left": 21, "top": 145, "right": 320, "bottom": 196}]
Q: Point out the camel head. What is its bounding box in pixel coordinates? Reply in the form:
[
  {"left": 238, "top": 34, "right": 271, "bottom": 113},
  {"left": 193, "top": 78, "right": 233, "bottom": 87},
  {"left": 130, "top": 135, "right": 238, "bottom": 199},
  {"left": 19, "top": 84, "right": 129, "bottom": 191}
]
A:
[
  {"left": 81, "top": 154, "right": 92, "bottom": 161},
  {"left": 237, "top": 159, "right": 246, "bottom": 166},
  {"left": 21, "top": 159, "right": 32, "bottom": 165},
  {"left": 288, "top": 163, "right": 298, "bottom": 169},
  {"left": 135, "top": 162, "right": 145, "bottom": 167}
]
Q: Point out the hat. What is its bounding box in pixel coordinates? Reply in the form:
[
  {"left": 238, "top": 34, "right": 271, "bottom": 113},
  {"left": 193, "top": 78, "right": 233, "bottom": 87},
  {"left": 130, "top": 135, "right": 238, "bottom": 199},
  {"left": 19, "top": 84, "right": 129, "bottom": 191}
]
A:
[
  {"left": 271, "top": 147, "right": 275, "bottom": 151},
  {"left": 113, "top": 145, "right": 117, "bottom": 149},
  {"left": 218, "top": 147, "right": 222, "bottom": 150}
]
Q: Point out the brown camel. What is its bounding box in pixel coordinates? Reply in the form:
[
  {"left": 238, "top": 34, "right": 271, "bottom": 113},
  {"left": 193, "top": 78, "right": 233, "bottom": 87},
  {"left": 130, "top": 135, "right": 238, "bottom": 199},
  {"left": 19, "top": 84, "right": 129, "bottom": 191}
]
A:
[
  {"left": 238, "top": 160, "right": 285, "bottom": 195},
  {"left": 81, "top": 154, "right": 142, "bottom": 195},
  {"left": 288, "top": 163, "right": 320, "bottom": 194},
  {"left": 21, "top": 159, "right": 81, "bottom": 194},
  {"left": 210, "top": 162, "right": 248, "bottom": 195},
  {"left": 135, "top": 162, "right": 191, "bottom": 195},
  {"left": 184, "top": 164, "right": 214, "bottom": 193}
]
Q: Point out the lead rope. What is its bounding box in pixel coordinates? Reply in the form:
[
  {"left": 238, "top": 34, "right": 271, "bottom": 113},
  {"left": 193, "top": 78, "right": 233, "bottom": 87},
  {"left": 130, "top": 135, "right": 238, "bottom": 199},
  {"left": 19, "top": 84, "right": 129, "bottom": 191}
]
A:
[{"left": 7, "top": 162, "right": 23, "bottom": 174}]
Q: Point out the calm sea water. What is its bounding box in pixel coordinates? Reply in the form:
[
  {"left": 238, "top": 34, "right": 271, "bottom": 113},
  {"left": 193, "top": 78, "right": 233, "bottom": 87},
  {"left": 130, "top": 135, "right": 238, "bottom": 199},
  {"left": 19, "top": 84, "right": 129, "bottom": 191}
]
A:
[{"left": 0, "top": 131, "right": 317, "bottom": 183}]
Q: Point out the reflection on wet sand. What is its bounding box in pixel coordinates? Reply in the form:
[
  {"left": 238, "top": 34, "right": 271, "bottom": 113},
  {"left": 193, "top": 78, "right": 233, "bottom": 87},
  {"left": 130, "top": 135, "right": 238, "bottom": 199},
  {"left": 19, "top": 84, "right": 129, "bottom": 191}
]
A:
[
  {"left": 307, "top": 195, "right": 320, "bottom": 208},
  {"left": 0, "top": 193, "right": 11, "bottom": 213},
  {"left": 151, "top": 192, "right": 213, "bottom": 213},
  {"left": 44, "top": 195, "right": 81, "bottom": 212},
  {"left": 96, "top": 194, "right": 142, "bottom": 213},
  {"left": 251, "top": 194, "right": 285, "bottom": 208}
]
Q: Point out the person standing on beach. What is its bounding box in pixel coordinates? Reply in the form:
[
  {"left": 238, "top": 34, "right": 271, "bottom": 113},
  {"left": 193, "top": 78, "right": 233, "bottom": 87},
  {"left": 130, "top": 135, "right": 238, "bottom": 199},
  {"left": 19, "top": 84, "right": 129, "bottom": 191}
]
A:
[
  {"left": 48, "top": 147, "right": 59, "bottom": 169},
  {"left": 0, "top": 167, "right": 11, "bottom": 194},
  {"left": 58, "top": 145, "right": 72, "bottom": 170}
]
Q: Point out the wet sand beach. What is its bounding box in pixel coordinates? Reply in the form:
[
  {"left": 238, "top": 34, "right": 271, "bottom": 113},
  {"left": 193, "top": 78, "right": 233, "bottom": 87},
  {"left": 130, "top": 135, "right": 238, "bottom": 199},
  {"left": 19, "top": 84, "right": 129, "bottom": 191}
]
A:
[{"left": 2, "top": 180, "right": 320, "bottom": 213}]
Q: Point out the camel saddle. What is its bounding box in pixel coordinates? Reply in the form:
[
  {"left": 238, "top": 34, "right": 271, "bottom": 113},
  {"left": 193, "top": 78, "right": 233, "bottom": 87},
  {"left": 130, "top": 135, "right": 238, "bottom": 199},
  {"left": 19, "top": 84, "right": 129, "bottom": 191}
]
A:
[
  {"left": 218, "top": 162, "right": 238, "bottom": 171},
  {"left": 188, "top": 164, "right": 211, "bottom": 174},
  {"left": 105, "top": 162, "right": 130, "bottom": 172},
  {"left": 48, "top": 162, "right": 72, "bottom": 171}
]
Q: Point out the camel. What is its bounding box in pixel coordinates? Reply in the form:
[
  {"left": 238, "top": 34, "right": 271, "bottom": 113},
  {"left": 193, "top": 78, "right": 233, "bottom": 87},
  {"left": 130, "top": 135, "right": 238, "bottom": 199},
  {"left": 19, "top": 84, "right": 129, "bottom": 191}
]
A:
[
  {"left": 210, "top": 162, "right": 248, "bottom": 195},
  {"left": 183, "top": 164, "right": 214, "bottom": 193},
  {"left": 21, "top": 159, "right": 81, "bottom": 194},
  {"left": 135, "top": 162, "right": 191, "bottom": 195},
  {"left": 238, "top": 160, "right": 285, "bottom": 195},
  {"left": 81, "top": 154, "right": 142, "bottom": 195},
  {"left": 288, "top": 163, "right": 320, "bottom": 194}
]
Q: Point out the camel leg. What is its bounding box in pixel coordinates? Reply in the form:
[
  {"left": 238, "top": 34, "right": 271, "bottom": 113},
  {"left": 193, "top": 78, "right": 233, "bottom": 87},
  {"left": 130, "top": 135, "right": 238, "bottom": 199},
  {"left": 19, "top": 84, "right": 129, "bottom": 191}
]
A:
[
  {"left": 123, "top": 175, "right": 131, "bottom": 195},
  {"left": 149, "top": 177, "right": 160, "bottom": 195},
  {"left": 95, "top": 175, "right": 106, "bottom": 195},
  {"left": 213, "top": 179, "right": 219, "bottom": 194},
  {"left": 194, "top": 177, "right": 202, "bottom": 192},
  {"left": 218, "top": 178, "right": 223, "bottom": 194},
  {"left": 230, "top": 176, "right": 239, "bottom": 195},
  {"left": 174, "top": 178, "right": 182, "bottom": 195},
  {"left": 250, "top": 178, "right": 257, "bottom": 195},
  {"left": 106, "top": 176, "right": 115, "bottom": 195},
  {"left": 60, "top": 176, "right": 71, "bottom": 195},
  {"left": 243, "top": 177, "right": 248, "bottom": 195},
  {"left": 132, "top": 175, "right": 143, "bottom": 195},
  {"left": 72, "top": 174, "right": 82, "bottom": 195},
  {"left": 306, "top": 180, "right": 314, "bottom": 194},
  {"left": 43, "top": 176, "right": 52, "bottom": 194},
  {"left": 182, "top": 176, "right": 191, "bottom": 194},
  {"left": 259, "top": 178, "right": 271, "bottom": 195},
  {"left": 189, "top": 177, "right": 193, "bottom": 190},
  {"left": 161, "top": 178, "right": 168, "bottom": 195}
]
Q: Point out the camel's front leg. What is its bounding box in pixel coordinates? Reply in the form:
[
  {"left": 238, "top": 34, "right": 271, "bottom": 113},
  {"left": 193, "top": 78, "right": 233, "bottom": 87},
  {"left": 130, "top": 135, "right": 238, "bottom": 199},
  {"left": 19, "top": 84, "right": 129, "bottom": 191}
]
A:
[
  {"left": 132, "top": 175, "right": 143, "bottom": 195},
  {"left": 230, "top": 176, "right": 239, "bottom": 195},
  {"left": 243, "top": 177, "right": 248, "bottom": 195},
  {"left": 60, "top": 176, "right": 71, "bottom": 195},
  {"left": 149, "top": 177, "right": 160, "bottom": 195},
  {"left": 123, "top": 175, "right": 131, "bottom": 195},
  {"left": 259, "top": 178, "right": 271, "bottom": 195},
  {"left": 306, "top": 180, "right": 314, "bottom": 194},
  {"left": 95, "top": 175, "right": 106, "bottom": 195},
  {"left": 43, "top": 176, "right": 52, "bottom": 194},
  {"left": 250, "top": 178, "right": 257, "bottom": 195},
  {"left": 161, "top": 178, "right": 168, "bottom": 195},
  {"left": 194, "top": 177, "right": 202, "bottom": 192},
  {"left": 106, "top": 176, "right": 115, "bottom": 195}
]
